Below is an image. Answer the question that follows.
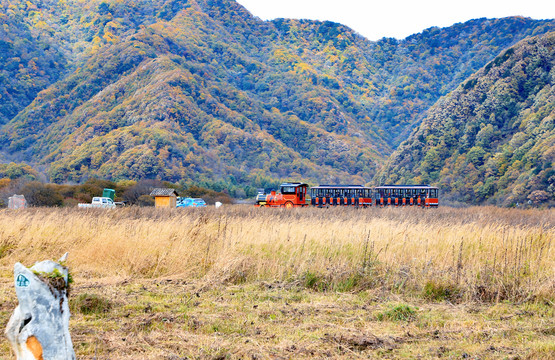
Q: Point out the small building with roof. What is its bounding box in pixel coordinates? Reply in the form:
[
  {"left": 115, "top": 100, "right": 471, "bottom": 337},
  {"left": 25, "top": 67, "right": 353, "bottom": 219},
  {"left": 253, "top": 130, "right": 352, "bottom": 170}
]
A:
[{"left": 149, "top": 188, "right": 179, "bottom": 208}]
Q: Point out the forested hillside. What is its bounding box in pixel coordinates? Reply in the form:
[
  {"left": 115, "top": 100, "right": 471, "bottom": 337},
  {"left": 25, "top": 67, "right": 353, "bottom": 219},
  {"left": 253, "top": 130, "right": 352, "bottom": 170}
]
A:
[
  {"left": 377, "top": 32, "right": 555, "bottom": 206},
  {"left": 0, "top": 0, "right": 554, "bottom": 198}
]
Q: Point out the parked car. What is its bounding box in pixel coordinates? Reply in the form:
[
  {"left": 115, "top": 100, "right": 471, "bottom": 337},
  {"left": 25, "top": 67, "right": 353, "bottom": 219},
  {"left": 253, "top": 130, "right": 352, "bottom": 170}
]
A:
[
  {"left": 78, "top": 197, "right": 116, "bottom": 209},
  {"left": 177, "top": 197, "right": 207, "bottom": 208}
]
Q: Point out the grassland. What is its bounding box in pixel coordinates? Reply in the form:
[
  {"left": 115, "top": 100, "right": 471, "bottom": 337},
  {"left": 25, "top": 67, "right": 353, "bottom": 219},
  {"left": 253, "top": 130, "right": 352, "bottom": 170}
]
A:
[{"left": 0, "top": 206, "right": 553, "bottom": 359}]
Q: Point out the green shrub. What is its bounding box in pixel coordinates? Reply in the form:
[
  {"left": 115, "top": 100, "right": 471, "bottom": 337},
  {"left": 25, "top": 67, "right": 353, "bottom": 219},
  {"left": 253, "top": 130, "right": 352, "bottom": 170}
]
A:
[
  {"left": 303, "top": 270, "right": 321, "bottom": 290},
  {"left": 72, "top": 293, "right": 112, "bottom": 315},
  {"left": 333, "top": 274, "right": 360, "bottom": 293},
  {"left": 21, "top": 181, "right": 63, "bottom": 207},
  {"left": 376, "top": 303, "right": 418, "bottom": 322},
  {"left": 422, "top": 280, "right": 461, "bottom": 302}
]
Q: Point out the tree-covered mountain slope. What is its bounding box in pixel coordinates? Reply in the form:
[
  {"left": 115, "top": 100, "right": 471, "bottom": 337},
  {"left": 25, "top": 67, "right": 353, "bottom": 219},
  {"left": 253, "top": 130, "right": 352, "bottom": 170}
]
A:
[
  {"left": 376, "top": 32, "right": 555, "bottom": 206},
  {"left": 0, "top": 0, "right": 554, "bottom": 192},
  {"left": 1, "top": 0, "right": 387, "bottom": 186}
]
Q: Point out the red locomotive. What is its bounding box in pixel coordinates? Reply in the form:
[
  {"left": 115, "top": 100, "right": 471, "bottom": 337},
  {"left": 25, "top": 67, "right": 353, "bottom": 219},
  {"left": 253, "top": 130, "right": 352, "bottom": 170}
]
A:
[{"left": 255, "top": 182, "right": 309, "bottom": 208}]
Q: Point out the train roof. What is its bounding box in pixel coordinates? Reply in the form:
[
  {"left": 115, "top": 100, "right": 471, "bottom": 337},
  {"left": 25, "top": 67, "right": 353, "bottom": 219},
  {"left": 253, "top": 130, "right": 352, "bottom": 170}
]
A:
[
  {"left": 280, "top": 182, "right": 308, "bottom": 187},
  {"left": 374, "top": 185, "right": 438, "bottom": 189},
  {"left": 312, "top": 185, "right": 372, "bottom": 189}
]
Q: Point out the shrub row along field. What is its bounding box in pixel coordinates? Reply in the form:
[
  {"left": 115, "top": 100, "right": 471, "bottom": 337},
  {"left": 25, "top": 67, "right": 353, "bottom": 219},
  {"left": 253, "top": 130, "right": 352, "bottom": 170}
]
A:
[{"left": 0, "top": 206, "right": 553, "bottom": 359}]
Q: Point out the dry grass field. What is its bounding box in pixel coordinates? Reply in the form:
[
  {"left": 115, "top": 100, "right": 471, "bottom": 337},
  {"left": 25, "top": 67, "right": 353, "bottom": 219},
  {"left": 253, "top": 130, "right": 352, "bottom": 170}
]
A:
[{"left": 0, "top": 205, "right": 553, "bottom": 359}]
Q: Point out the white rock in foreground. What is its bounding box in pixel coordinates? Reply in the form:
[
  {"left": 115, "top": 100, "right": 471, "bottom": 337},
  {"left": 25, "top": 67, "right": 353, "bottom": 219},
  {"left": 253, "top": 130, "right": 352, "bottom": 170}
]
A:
[{"left": 5, "top": 254, "right": 75, "bottom": 360}]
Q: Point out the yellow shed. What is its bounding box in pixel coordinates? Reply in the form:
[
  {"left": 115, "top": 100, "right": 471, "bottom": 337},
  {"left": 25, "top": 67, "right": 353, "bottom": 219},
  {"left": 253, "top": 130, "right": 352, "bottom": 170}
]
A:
[{"left": 149, "top": 188, "right": 179, "bottom": 208}]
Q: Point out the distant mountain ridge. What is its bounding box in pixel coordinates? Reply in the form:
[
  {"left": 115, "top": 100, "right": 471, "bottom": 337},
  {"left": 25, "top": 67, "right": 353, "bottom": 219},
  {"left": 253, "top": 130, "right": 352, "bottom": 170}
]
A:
[
  {"left": 377, "top": 32, "right": 555, "bottom": 206},
  {"left": 0, "top": 0, "right": 553, "bottom": 200}
]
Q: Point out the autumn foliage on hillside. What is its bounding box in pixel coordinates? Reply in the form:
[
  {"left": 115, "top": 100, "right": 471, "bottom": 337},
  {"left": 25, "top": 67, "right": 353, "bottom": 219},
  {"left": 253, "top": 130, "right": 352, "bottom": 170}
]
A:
[
  {"left": 0, "top": 0, "right": 554, "bottom": 200},
  {"left": 378, "top": 32, "right": 555, "bottom": 207}
]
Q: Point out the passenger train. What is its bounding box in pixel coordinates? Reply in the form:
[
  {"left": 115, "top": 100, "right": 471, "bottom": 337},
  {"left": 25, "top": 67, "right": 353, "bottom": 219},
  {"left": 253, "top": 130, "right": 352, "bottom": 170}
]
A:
[{"left": 255, "top": 183, "right": 439, "bottom": 208}]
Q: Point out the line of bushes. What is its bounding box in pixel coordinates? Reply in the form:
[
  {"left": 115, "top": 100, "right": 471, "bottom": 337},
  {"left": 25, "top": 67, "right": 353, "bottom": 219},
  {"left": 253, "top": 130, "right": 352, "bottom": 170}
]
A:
[{"left": 0, "top": 178, "right": 233, "bottom": 207}]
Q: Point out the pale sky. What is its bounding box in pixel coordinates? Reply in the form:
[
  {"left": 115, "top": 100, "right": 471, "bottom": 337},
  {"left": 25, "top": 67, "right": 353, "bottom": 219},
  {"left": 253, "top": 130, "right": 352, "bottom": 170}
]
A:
[{"left": 236, "top": 0, "right": 555, "bottom": 41}]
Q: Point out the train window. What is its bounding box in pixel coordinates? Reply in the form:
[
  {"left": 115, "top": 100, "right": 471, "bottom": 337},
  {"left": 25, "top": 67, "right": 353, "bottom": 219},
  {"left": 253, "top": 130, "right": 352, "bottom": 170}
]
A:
[{"left": 281, "top": 186, "right": 296, "bottom": 194}]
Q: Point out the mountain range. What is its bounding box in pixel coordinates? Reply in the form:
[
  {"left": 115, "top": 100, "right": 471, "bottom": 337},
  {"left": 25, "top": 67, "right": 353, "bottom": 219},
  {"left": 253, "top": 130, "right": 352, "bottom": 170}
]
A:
[
  {"left": 0, "top": 0, "right": 553, "bottom": 204},
  {"left": 378, "top": 33, "right": 555, "bottom": 205}
]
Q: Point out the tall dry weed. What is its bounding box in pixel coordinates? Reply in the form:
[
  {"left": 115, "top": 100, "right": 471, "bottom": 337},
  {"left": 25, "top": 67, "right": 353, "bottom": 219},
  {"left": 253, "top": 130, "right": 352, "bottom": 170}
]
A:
[{"left": 0, "top": 206, "right": 552, "bottom": 302}]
